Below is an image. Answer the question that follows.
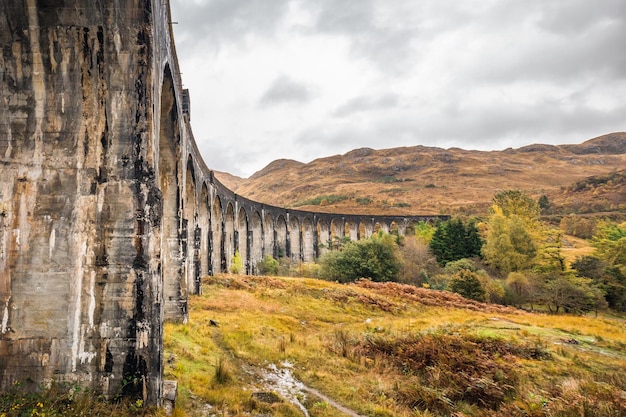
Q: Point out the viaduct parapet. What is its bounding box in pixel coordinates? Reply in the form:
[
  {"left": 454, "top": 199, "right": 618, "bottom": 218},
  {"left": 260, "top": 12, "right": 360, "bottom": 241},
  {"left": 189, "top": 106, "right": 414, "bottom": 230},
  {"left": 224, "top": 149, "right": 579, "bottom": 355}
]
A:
[{"left": 0, "top": 1, "right": 446, "bottom": 405}]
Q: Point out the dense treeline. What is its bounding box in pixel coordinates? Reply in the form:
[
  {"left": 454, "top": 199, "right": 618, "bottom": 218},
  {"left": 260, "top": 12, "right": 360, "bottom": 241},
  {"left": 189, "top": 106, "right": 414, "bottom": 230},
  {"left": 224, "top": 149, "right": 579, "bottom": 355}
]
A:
[{"left": 255, "top": 190, "right": 626, "bottom": 315}]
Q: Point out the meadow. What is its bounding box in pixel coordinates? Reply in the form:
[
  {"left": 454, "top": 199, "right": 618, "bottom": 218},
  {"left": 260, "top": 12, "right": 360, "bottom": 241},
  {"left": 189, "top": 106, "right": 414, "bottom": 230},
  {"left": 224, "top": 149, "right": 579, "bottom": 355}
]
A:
[{"left": 164, "top": 274, "right": 626, "bottom": 417}]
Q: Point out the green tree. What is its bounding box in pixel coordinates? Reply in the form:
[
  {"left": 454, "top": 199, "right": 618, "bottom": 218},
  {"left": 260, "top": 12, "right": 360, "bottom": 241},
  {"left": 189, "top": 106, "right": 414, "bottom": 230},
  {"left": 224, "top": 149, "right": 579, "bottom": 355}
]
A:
[
  {"left": 571, "top": 255, "right": 605, "bottom": 279},
  {"left": 482, "top": 210, "right": 537, "bottom": 275},
  {"left": 491, "top": 190, "right": 540, "bottom": 223},
  {"left": 505, "top": 272, "right": 531, "bottom": 307},
  {"left": 414, "top": 221, "right": 436, "bottom": 244},
  {"left": 429, "top": 218, "right": 483, "bottom": 266},
  {"left": 591, "top": 221, "right": 626, "bottom": 268},
  {"left": 449, "top": 269, "right": 486, "bottom": 302},
  {"left": 320, "top": 232, "right": 401, "bottom": 283},
  {"left": 538, "top": 194, "right": 550, "bottom": 212},
  {"left": 542, "top": 274, "right": 607, "bottom": 315},
  {"left": 602, "top": 267, "right": 626, "bottom": 311},
  {"left": 536, "top": 227, "right": 566, "bottom": 272},
  {"left": 573, "top": 255, "right": 626, "bottom": 312},
  {"left": 229, "top": 251, "right": 243, "bottom": 274},
  {"left": 444, "top": 258, "right": 477, "bottom": 274},
  {"left": 257, "top": 254, "right": 279, "bottom": 276}
]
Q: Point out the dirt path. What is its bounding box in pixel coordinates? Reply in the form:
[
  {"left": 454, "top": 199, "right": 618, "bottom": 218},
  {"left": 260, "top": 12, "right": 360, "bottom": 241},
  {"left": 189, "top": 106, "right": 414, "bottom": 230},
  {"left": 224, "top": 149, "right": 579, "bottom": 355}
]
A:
[
  {"left": 302, "top": 385, "right": 367, "bottom": 417},
  {"left": 259, "top": 362, "right": 367, "bottom": 417}
]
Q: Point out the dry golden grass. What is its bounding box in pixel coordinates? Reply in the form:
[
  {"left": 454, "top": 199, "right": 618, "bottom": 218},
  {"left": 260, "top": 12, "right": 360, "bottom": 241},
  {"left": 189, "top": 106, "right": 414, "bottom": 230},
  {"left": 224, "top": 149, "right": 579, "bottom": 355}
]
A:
[
  {"left": 561, "top": 234, "right": 597, "bottom": 266},
  {"left": 165, "top": 274, "right": 626, "bottom": 417}
]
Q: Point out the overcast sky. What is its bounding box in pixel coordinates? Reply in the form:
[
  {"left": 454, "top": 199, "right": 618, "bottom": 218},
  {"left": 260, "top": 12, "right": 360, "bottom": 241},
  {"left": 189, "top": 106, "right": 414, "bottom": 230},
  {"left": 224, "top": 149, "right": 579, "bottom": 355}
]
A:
[{"left": 169, "top": 0, "right": 626, "bottom": 178}]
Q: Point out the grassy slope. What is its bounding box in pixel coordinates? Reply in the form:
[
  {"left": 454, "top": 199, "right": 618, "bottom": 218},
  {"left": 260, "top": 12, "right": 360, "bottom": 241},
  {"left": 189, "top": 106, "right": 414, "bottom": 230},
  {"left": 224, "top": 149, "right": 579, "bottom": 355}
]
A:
[{"left": 165, "top": 275, "right": 626, "bottom": 417}]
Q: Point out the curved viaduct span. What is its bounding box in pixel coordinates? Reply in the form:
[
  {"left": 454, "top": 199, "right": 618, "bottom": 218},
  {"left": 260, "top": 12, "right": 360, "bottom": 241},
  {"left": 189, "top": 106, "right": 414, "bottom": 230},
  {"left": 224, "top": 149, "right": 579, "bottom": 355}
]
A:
[{"left": 0, "top": 0, "right": 444, "bottom": 405}]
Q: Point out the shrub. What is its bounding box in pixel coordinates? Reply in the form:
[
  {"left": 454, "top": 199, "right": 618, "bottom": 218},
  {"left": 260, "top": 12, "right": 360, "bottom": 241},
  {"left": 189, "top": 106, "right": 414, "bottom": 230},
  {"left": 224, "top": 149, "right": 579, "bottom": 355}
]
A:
[
  {"left": 397, "top": 237, "right": 440, "bottom": 286},
  {"left": 449, "top": 269, "right": 487, "bottom": 302},
  {"left": 294, "top": 194, "right": 349, "bottom": 207},
  {"left": 257, "top": 255, "right": 279, "bottom": 276},
  {"left": 319, "top": 232, "right": 401, "bottom": 283},
  {"left": 229, "top": 251, "right": 243, "bottom": 274}
]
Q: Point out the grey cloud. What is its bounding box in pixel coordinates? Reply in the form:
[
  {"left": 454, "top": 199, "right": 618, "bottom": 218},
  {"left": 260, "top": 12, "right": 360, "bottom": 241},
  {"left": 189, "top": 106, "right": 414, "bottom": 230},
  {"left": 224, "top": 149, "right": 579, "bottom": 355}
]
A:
[
  {"left": 442, "top": 1, "right": 626, "bottom": 85},
  {"left": 309, "top": 0, "right": 421, "bottom": 74},
  {"left": 172, "top": 0, "right": 626, "bottom": 177},
  {"left": 259, "top": 76, "right": 314, "bottom": 106},
  {"left": 170, "top": 0, "right": 291, "bottom": 54},
  {"left": 296, "top": 91, "right": 626, "bottom": 153},
  {"left": 197, "top": 139, "right": 267, "bottom": 178},
  {"left": 333, "top": 94, "right": 400, "bottom": 117},
  {"left": 475, "top": 16, "right": 626, "bottom": 84},
  {"left": 314, "top": 0, "right": 376, "bottom": 34},
  {"left": 535, "top": 0, "right": 626, "bottom": 35}
]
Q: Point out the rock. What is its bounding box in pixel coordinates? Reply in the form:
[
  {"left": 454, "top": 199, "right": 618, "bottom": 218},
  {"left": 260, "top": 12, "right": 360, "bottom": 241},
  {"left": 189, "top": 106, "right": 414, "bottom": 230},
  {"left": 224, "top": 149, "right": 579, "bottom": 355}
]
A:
[{"left": 252, "top": 391, "right": 283, "bottom": 404}]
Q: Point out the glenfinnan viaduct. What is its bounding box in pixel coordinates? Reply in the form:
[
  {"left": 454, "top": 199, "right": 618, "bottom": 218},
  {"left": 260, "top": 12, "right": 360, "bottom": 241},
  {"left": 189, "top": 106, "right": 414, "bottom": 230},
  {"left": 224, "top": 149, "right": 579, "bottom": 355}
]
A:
[{"left": 0, "top": 1, "right": 442, "bottom": 406}]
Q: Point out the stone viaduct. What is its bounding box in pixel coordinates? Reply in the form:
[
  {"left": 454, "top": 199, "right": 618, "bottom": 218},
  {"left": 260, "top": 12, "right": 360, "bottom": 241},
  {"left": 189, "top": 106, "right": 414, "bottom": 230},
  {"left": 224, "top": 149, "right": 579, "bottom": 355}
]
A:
[{"left": 0, "top": 0, "right": 444, "bottom": 406}]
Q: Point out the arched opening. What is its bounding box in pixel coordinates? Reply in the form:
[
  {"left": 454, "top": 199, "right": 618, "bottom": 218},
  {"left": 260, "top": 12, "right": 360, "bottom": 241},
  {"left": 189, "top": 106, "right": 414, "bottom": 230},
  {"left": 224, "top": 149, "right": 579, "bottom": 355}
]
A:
[
  {"left": 158, "top": 65, "right": 184, "bottom": 321},
  {"left": 264, "top": 213, "right": 274, "bottom": 259},
  {"left": 390, "top": 221, "right": 399, "bottom": 236},
  {"left": 237, "top": 207, "right": 248, "bottom": 274},
  {"left": 397, "top": 221, "right": 407, "bottom": 236},
  {"left": 211, "top": 196, "right": 223, "bottom": 274},
  {"left": 275, "top": 215, "right": 288, "bottom": 259},
  {"left": 374, "top": 222, "right": 387, "bottom": 234},
  {"left": 289, "top": 216, "right": 301, "bottom": 263},
  {"left": 224, "top": 203, "right": 235, "bottom": 272},
  {"left": 330, "top": 218, "right": 344, "bottom": 250},
  {"left": 405, "top": 221, "right": 418, "bottom": 238},
  {"left": 359, "top": 221, "right": 373, "bottom": 239},
  {"left": 199, "top": 183, "right": 210, "bottom": 277},
  {"left": 184, "top": 157, "right": 199, "bottom": 294},
  {"left": 316, "top": 220, "right": 330, "bottom": 257},
  {"left": 302, "top": 217, "right": 314, "bottom": 262},
  {"left": 249, "top": 211, "right": 263, "bottom": 274}
]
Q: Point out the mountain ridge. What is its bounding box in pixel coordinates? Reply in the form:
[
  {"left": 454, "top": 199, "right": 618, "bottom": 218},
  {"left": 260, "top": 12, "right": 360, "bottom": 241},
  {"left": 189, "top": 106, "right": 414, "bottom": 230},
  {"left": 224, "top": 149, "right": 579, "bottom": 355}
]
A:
[{"left": 217, "top": 132, "right": 626, "bottom": 215}]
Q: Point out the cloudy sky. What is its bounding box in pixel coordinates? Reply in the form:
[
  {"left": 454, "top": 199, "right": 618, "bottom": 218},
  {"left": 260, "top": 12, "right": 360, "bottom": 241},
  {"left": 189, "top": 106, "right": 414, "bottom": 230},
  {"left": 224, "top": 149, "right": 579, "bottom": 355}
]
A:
[{"left": 169, "top": 0, "right": 626, "bottom": 178}]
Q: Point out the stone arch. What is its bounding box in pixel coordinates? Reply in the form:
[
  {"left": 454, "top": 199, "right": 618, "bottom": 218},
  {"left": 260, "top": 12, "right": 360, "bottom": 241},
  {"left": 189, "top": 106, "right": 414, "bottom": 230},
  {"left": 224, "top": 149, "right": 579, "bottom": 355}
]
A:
[
  {"left": 211, "top": 195, "right": 223, "bottom": 274},
  {"left": 374, "top": 222, "right": 387, "bottom": 234},
  {"left": 159, "top": 65, "right": 184, "bottom": 321},
  {"left": 199, "top": 183, "right": 210, "bottom": 278},
  {"left": 289, "top": 216, "right": 301, "bottom": 262},
  {"left": 249, "top": 210, "right": 263, "bottom": 274},
  {"left": 184, "top": 156, "right": 199, "bottom": 294},
  {"left": 345, "top": 220, "right": 358, "bottom": 241},
  {"left": 316, "top": 219, "right": 330, "bottom": 257},
  {"left": 330, "top": 218, "right": 344, "bottom": 249},
  {"left": 360, "top": 221, "right": 374, "bottom": 239},
  {"left": 264, "top": 212, "right": 275, "bottom": 259},
  {"left": 302, "top": 217, "right": 314, "bottom": 262},
  {"left": 224, "top": 202, "right": 235, "bottom": 271},
  {"left": 405, "top": 220, "right": 419, "bottom": 238},
  {"left": 275, "top": 215, "right": 288, "bottom": 259},
  {"left": 236, "top": 206, "right": 248, "bottom": 274},
  {"left": 390, "top": 221, "right": 399, "bottom": 235},
  {"left": 397, "top": 221, "right": 407, "bottom": 236}
]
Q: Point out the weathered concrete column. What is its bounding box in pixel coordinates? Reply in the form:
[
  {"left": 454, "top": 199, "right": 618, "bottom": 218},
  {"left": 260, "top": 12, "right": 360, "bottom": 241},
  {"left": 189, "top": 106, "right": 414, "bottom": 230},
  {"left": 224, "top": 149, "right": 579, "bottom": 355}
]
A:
[{"left": 0, "top": 0, "right": 180, "bottom": 404}]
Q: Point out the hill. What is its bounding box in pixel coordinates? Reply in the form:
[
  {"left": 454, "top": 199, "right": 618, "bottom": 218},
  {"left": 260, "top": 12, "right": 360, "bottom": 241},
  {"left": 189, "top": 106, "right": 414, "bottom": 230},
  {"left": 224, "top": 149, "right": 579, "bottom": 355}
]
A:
[
  {"left": 165, "top": 275, "right": 626, "bottom": 417},
  {"left": 217, "top": 133, "right": 626, "bottom": 216}
]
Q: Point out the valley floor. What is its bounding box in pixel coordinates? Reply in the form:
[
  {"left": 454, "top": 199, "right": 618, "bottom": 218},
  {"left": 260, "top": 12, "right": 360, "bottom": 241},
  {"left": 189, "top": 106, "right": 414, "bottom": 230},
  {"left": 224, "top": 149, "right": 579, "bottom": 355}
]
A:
[{"left": 165, "top": 275, "right": 626, "bottom": 417}]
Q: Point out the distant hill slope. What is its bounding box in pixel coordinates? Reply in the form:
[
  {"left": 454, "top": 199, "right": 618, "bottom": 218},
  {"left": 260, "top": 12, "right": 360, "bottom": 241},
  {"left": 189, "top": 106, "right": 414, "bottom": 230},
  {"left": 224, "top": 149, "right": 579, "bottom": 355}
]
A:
[{"left": 216, "top": 133, "right": 626, "bottom": 216}]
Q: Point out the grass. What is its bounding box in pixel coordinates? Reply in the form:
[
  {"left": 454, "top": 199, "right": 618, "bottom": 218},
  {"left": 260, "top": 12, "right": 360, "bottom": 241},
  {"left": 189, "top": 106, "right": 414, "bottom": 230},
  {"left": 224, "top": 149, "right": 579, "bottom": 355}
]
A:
[
  {"left": 0, "top": 383, "right": 161, "bottom": 417},
  {"left": 293, "top": 195, "right": 350, "bottom": 207},
  {"left": 165, "top": 275, "right": 626, "bottom": 417}
]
